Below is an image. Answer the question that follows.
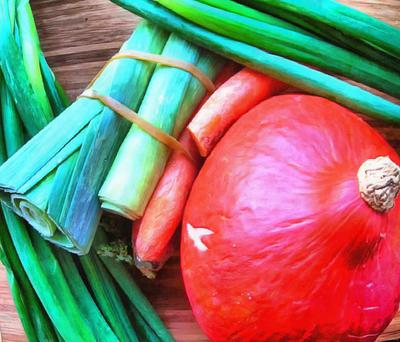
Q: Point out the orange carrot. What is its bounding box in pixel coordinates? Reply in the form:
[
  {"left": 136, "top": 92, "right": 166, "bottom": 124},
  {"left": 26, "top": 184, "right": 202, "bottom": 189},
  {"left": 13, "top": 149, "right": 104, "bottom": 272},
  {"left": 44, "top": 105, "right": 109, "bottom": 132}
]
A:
[
  {"left": 131, "top": 62, "right": 240, "bottom": 277},
  {"left": 133, "top": 130, "right": 201, "bottom": 277},
  {"left": 188, "top": 68, "right": 288, "bottom": 157}
]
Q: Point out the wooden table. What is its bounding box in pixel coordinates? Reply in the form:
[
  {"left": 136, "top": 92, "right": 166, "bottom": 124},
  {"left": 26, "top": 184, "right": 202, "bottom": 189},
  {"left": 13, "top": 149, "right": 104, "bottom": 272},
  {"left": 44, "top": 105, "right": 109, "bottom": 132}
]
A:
[{"left": 0, "top": 0, "right": 400, "bottom": 341}]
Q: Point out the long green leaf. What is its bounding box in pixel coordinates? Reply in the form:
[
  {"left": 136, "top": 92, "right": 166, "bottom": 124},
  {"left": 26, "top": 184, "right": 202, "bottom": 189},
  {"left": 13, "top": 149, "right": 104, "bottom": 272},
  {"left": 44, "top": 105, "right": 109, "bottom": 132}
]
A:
[
  {"left": 111, "top": 0, "right": 400, "bottom": 122},
  {"left": 157, "top": 0, "right": 400, "bottom": 98},
  {"left": 80, "top": 251, "right": 139, "bottom": 342},
  {"left": 55, "top": 250, "right": 119, "bottom": 342},
  {"left": 95, "top": 229, "right": 174, "bottom": 342},
  {"left": 245, "top": 0, "right": 400, "bottom": 58},
  {"left": 0, "top": 1, "right": 51, "bottom": 136},
  {"left": 17, "top": 0, "right": 53, "bottom": 121},
  {"left": 205, "top": 0, "right": 400, "bottom": 73}
]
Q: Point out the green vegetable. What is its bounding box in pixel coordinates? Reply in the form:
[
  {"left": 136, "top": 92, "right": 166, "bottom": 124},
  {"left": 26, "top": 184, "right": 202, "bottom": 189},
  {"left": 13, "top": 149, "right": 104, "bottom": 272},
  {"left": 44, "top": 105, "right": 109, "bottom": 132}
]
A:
[
  {"left": 80, "top": 251, "right": 138, "bottom": 342},
  {"left": 156, "top": 0, "right": 400, "bottom": 98},
  {"left": 95, "top": 229, "right": 174, "bottom": 342},
  {"left": 1, "top": 76, "right": 24, "bottom": 157},
  {"left": 39, "top": 51, "right": 70, "bottom": 115},
  {"left": 0, "top": 212, "right": 40, "bottom": 342},
  {"left": 16, "top": 0, "right": 53, "bottom": 121},
  {"left": 0, "top": 21, "right": 169, "bottom": 253},
  {"left": 203, "top": 0, "right": 400, "bottom": 73},
  {"left": 243, "top": 0, "right": 400, "bottom": 59},
  {"left": 55, "top": 250, "right": 119, "bottom": 342},
  {"left": 129, "top": 304, "right": 161, "bottom": 342},
  {"left": 0, "top": 0, "right": 52, "bottom": 136},
  {"left": 111, "top": 0, "right": 400, "bottom": 122},
  {"left": 100, "top": 34, "right": 222, "bottom": 219}
]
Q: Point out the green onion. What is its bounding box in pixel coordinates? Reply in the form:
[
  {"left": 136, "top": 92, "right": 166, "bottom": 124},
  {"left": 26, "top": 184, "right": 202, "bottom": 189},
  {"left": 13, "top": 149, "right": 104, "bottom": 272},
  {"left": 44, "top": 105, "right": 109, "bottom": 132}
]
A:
[
  {"left": 200, "top": 0, "right": 312, "bottom": 36},
  {"left": 95, "top": 228, "right": 175, "bottom": 342},
  {"left": 16, "top": 0, "right": 53, "bottom": 121},
  {"left": 0, "top": 212, "right": 40, "bottom": 342},
  {"left": 0, "top": 21, "right": 169, "bottom": 253},
  {"left": 55, "top": 250, "right": 119, "bottom": 342},
  {"left": 111, "top": 0, "right": 400, "bottom": 122},
  {"left": 156, "top": 0, "right": 400, "bottom": 98},
  {"left": 129, "top": 304, "right": 161, "bottom": 342},
  {"left": 203, "top": 0, "right": 400, "bottom": 73},
  {"left": 39, "top": 51, "right": 70, "bottom": 115},
  {"left": 243, "top": 0, "right": 400, "bottom": 58},
  {"left": 80, "top": 251, "right": 139, "bottom": 341},
  {"left": 0, "top": 76, "right": 24, "bottom": 157},
  {"left": 100, "top": 34, "right": 222, "bottom": 219},
  {"left": 0, "top": 0, "right": 52, "bottom": 136}
]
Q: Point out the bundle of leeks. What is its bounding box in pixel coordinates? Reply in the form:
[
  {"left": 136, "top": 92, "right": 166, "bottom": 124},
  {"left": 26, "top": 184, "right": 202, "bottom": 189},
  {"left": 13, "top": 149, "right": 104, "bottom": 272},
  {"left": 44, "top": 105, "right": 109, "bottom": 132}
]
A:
[
  {"left": 0, "top": 0, "right": 223, "bottom": 254},
  {"left": 0, "top": 1, "right": 174, "bottom": 341}
]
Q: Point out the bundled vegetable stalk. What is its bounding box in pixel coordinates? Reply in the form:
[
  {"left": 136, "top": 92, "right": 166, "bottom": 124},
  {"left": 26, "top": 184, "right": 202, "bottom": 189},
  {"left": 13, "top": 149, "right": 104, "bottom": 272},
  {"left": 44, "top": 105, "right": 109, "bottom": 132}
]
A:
[
  {"left": 0, "top": 4, "right": 175, "bottom": 340},
  {"left": 0, "top": 20, "right": 170, "bottom": 254},
  {"left": 99, "top": 38, "right": 223, "bottom": 219},
  {"left": 110, "top": 0, "right": 400, "bottom": 122}
]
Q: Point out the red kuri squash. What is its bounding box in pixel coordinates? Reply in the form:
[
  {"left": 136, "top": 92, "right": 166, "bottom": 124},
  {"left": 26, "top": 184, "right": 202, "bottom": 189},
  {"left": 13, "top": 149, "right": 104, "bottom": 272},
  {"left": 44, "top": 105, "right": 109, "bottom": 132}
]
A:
[{"left": 182, "top": 94, "right": 400, "bottom": 341}]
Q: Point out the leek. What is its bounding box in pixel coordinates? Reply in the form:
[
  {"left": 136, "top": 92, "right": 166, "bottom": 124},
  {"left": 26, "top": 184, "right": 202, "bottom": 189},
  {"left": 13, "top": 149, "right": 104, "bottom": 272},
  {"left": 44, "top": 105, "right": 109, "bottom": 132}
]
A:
[
  {"left": 1, "top": 8, "right": 170, "bottom": 341},
  {"left": 156, "top": 0, "right": 400, "bottom": 98},
  {"left": 111, "top": 0, "right": 400, "bottom": 122},
  {"left": 0, "top": 21, "right": 169, "bottom": 254},
  {"left": 100, "top": 34, "right": 222, "bottom": 219}
]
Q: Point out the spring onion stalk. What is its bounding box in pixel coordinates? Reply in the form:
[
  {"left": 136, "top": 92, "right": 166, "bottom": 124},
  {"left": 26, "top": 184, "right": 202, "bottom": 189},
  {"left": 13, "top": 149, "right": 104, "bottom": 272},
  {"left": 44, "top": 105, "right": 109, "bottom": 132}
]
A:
[
  {"left": 39, "top": 51, "right": 70, "bottom": 115},
  {"left": 129, "top": 305, "right": 161, "bottom": 342},
  {"left": 156, "top": 0, "right": 400, "bottom": 98},
  {"left": 95, "top": 228, "right": 175, "bottom": 342},
  {"left": 243, "top": 0, "right": 400, "bottom": 58},
  {"left": 203, "top": 0, "right": 400, "bottom": 73},
  {"left": 201, "top": 0, "right": 312, "bottom": 36},
  {"left": 16, "top": 0, "right": 53, "bottom": 121},
  {"left": 0, "top": 111, "right": 38, "bottom": 341},
  {"left": 0, "top": 1, "right": 51, "bottom": 136},
  {"left": 0, "top": 214, "right": 38, "bottom": 342},
  {"left": 1, "top": 78, "right": 24, "bottom": 157},
  {"left": 111, "top": 0, "right": 400, "bottom": 122},
  {"left": 0, "top": 21, "right": 169, "bottom": 254},
  {"left": 55, "top": 250, "right": 119, "bottom": 342},
  {"left": 80, "top": 251, "right": 139, "bottom": 342},
  {"left": 100, "top": 36, "right": 222, "bottom": 219}
]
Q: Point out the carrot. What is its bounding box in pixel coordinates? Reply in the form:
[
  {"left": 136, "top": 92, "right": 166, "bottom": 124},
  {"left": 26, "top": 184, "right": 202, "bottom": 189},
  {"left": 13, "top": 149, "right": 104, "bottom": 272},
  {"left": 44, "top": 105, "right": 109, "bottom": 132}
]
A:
[
  {"left": 188, "top": 67, "right": 288, "bottom": 157},
  {"left": 133, "top": 130, "right": 201, "bottom": 277},
  {"left": 131, "top": 62, "right": 240, "bottom": 278}
]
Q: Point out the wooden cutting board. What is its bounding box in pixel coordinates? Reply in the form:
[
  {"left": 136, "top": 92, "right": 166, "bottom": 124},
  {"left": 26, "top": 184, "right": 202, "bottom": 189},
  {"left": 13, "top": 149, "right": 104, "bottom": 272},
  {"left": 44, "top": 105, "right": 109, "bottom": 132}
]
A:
[{"left": 0, "top": 0, "right": 400, "bottom": 341}]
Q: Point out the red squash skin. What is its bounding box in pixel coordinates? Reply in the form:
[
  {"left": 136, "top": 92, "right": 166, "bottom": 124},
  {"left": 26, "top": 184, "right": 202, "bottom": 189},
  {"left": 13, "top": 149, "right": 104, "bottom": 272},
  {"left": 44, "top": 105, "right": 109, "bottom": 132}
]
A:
[{"left": 182, "top": 95, "right": 400, "bottom": 342}]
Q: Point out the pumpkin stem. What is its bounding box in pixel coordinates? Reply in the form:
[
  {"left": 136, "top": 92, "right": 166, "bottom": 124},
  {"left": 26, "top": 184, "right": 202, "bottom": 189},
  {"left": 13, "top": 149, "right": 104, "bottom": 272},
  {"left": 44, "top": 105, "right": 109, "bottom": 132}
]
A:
[{"left": 357, "top": 156, "right": 400, "bottom": 212}]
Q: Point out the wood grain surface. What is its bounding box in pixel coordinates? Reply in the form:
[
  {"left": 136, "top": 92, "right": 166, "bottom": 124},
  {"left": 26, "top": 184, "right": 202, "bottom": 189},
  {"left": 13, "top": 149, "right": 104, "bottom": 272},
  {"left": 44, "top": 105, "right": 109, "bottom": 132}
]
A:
[{"left": 0, "top": 0, "right": 400, "bottom": 341}]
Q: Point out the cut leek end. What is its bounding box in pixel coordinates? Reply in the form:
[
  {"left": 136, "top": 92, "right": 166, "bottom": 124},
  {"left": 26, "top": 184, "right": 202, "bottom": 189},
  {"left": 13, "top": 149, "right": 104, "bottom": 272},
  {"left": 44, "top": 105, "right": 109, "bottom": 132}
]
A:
[
  {"left": 100, "top": 200, "right": 141, "bottom": 221},
  {"left": 5, "top": 193, "right": 78, "bottom": 251},
  {"left": 11, "top": 194, "right": 56, "bottom": 238}
]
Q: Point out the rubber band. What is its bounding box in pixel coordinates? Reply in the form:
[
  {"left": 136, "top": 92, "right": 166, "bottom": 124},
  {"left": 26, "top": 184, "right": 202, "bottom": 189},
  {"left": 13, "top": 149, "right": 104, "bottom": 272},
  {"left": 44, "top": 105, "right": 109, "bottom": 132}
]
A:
[
  {"left": 79, "top": 89, "right": 195, "bottom": 163},
  {"left": 86, "top": 50, "right": 216, "bottom": 92}
]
